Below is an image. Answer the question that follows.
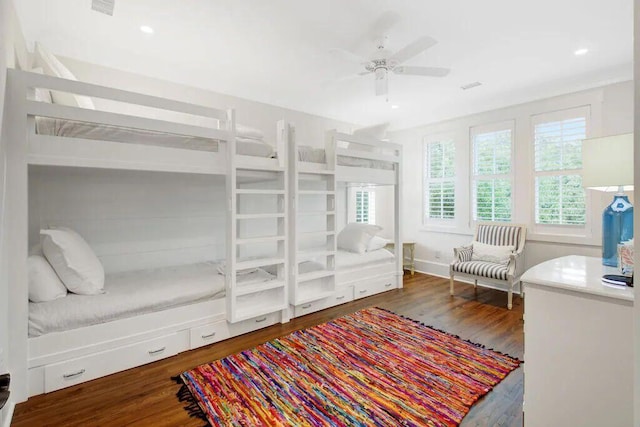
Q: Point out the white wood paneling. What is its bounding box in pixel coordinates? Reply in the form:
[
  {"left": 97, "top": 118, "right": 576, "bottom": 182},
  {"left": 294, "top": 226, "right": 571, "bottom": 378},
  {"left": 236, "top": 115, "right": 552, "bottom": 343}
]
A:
[{"left": 29, "top": 166, "right": 226, "bottom": 272}]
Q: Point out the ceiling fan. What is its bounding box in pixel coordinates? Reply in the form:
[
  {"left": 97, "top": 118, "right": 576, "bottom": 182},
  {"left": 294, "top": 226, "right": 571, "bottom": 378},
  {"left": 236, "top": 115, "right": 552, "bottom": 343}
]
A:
[{"left": 331, "top": 11, "right": 450, "bottom": 97}]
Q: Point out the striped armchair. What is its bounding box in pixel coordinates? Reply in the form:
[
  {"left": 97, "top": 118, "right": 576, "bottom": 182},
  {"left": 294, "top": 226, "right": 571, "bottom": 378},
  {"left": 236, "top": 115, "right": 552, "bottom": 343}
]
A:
[{"left": 450, "top": 223, "right": 527, "bottom": 309}]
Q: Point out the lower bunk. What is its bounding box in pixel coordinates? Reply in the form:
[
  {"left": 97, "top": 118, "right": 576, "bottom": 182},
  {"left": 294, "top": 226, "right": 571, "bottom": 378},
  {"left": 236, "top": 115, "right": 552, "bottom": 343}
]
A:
[
  {"left": 27, "top": 262, "right": 284, "bottom": 396},
  {"left": 291, "top": 248, "right": 401, "bottom": 318}
]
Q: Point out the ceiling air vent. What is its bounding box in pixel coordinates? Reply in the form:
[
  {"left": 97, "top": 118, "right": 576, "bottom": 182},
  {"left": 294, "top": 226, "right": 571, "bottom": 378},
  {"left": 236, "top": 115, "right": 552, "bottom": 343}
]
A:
[
  {"left": 92, "top": 0, "right": 115, "bottom": 16},
  {"left": 461, "top": 81, "right": 482, "bottom": 90}
]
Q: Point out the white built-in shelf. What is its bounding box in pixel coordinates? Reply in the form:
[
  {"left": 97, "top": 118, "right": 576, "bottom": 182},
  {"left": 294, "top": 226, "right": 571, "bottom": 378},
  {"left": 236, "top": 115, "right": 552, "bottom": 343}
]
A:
[
  {"left": 295, "top": 289, "right": 335, "bottom": 306},
  {"left": 236, "top": 156, "right": 285, "bottom": 172},
  {"left": 298, "top": 164, "right": 335, "bottom": 175},
  {"left": 298, "top": 190, "right": 335, "bottom": 195},
  {"left": 236, "top": 235, "right": 285, "bottom": 245},
  {"left": 299, "top": 231, "right": 335, "bottom": 238},
  {"left": 235, "top": 303, "right": 288, "bottom": 323},
  {"left": 298, "top": 270, "right": 335, "bottom": 282},
  {"left": 296, "top": 211, "right": 335, "bottom": 216},
  {"left": 297, "top": 250, "right": 335, "bottom": 263},
  {"left": 236, "top": 257, "right": 285, "bottom": 270},
  {"left": 236, "top": 279, "right": 286, "bottom": 297},
  {"left": 235, "top": 189, "right": 285, "bottom": 195},
  {"left": 236, "top": 213, "right": 285, "bottom": 220}
]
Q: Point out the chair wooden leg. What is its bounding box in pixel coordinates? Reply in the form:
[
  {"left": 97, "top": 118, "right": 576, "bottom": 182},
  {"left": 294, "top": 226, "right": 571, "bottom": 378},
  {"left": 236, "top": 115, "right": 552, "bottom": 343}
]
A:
[
  {"left": 507, "top": 287, "right": 513, "bottom": 310},
  {"left": 473, "top": 279, "right": 478, "bottom": 292},
  {"left": 449, "top": 275, "right": 454, "bottom": 296}
]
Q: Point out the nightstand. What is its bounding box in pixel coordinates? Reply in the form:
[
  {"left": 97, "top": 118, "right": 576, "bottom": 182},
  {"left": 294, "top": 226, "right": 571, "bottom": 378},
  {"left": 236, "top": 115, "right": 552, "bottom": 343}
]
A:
[{"left": 384, "top": 241, "right": 416, "bottom": 275}]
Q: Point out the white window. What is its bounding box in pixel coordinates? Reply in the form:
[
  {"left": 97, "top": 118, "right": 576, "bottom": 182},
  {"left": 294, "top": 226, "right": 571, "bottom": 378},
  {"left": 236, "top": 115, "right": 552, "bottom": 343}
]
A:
[
  {"left": 471, "top": 122, "right": 514, "bottom": 222},
  {"left": 423, "top": 140, "right": 455, "bottom": 222},
  {"left": 532, "top": 107, "right": 589, "bottom": 226},
  {"left": 355, "top": 190, "right": 375, "bottom": 224}
]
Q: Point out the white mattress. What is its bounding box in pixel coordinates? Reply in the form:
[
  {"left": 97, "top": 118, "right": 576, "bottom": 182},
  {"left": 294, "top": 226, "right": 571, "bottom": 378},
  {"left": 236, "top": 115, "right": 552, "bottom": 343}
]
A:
[
  {"left": 297, "top": 145, "right": 395, "bottom": 170},
  {"left": 29, "top": 262, "right": 257, "bottom": 337},
  {"left": 35, "top": 117, "right": 274, "bottom": 157},
  {"left": 336, "top": 248, "right": 395, "bottom": 270}
]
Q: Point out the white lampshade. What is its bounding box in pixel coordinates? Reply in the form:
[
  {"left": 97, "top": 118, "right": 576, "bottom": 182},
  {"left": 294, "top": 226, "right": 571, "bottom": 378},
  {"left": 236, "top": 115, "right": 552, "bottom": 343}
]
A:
[{"left": 582, "top": 133, "right": 634, "bottom": 191}]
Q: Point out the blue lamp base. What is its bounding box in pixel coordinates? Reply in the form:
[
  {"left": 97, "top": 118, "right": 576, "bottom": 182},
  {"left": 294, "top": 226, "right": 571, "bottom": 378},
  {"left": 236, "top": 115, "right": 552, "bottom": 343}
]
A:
[{"left": 602, "top": 194, "right": 633, "bottom": 267}]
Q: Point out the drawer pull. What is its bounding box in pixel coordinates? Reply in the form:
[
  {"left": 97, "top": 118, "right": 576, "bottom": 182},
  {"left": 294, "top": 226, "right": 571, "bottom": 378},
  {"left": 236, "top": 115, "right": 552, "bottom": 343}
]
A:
[
  {"left": 302, "top": 303, "right": 312, "bottom": 309},
  {"left": 201, "top": 332, "right": 217, "bottom": 339},
  {"left": 148, "top": 347, "right": 166, "bottom": 356},
  {"left": 335, "top": 296, "right": 345, "bottom": 300},
  {"left": 359, "top": 289, "right": 367, "bottom": 294},
  {"left": 63, "top": 369, "right": 85, "bottom": 380},
  {"left": 385, "top": 283, "right": 392, "bottom": 287},
  {"left": 255, "top": 316, "right": 267, "bottom": 323}
]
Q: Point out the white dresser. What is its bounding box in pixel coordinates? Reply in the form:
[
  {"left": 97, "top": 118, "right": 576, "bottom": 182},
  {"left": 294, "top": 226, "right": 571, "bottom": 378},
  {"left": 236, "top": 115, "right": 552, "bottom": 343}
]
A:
[{"left": 522, "top": 255, "right": 633, "bottom": 427}]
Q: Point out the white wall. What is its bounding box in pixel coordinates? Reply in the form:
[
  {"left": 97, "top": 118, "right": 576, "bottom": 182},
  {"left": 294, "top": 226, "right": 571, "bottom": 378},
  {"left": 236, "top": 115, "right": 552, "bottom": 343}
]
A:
[
  {"left": 0, "top": 0, "right": 28, "bottom": 421},
  {"left": 391, "top": 81, "right": 633, "bottom": 279}
]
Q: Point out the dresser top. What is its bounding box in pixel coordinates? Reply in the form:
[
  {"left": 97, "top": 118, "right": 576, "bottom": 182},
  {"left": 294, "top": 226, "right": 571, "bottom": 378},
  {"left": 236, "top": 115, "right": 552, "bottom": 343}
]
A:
[{"left": 521, "top": 255, "right": 634, "bottom": 302}]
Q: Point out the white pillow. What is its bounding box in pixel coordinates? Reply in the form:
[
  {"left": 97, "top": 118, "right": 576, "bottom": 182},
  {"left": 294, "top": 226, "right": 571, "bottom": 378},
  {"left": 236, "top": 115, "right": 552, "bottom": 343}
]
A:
[
  {"left": 34, "top": 42, "right": 95, "bottom": 110},
  {"left": 30, "top": 67, "right": 53, "bottom": 104},
  {"left": 28, "top": 255, "right": 67, "bottom": 302},
  {"left": 41, "top": 227, "right": 105, "bottom": 295},
  {"left": 367, "top": 236, "right": 390, "bottom": 252},
  {"left": 471, "top": 241, "right": 515, "bottom": 265},
  {"left": 337, "top": 223, "right": 382, "bottom": 254}
]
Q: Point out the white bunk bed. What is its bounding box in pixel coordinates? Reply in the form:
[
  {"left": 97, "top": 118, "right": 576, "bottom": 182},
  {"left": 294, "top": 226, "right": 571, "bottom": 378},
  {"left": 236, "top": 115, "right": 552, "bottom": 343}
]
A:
[
  {"left": 5, "top": 69, "right": 289, "bottom": 400},
  {"left": 288, "top": 126, "right": 403, "bottom": 318}
]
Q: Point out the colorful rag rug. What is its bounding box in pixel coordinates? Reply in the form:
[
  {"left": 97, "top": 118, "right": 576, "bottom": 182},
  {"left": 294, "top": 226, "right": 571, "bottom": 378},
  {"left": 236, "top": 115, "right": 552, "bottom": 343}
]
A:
[{"left": 176, "top": 307, "right": 521, "bottom": 427}]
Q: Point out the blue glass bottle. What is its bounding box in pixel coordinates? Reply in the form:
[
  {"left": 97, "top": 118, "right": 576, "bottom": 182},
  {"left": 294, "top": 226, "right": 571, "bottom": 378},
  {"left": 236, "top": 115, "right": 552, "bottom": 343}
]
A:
[{"left": 602, "top": 194, "right": 633, "bottom": 266}]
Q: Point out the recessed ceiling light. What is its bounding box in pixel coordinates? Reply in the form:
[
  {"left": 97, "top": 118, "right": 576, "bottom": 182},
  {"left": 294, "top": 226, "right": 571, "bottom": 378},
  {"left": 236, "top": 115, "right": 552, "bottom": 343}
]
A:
[
  {"left": 140, "top": 25, "right": 154, "bottom": 34},
  {"left": 574, "top": 48, "right": 589, "bottom": 56},
  {"left": 391, "top": 105, "right": 399, "bottom": 109}
]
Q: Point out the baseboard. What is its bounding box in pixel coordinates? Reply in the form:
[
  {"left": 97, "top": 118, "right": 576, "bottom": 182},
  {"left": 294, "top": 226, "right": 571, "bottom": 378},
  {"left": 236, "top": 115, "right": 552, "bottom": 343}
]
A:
[
  {"left": 1, "top": 401, "right": 15, "bottom": 427},
  {"left": 414, "top": 258, "right": 522, "bottom": 294}
]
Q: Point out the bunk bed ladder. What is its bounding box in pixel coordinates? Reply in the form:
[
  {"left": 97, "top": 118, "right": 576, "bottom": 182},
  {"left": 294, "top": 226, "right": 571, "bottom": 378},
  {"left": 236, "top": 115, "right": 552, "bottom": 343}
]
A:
[
  {"left": 288, "top": 127, "right": 337, "bottom": 312},
  {"left": 227, "top": 117, "right": 289, "bottom": 323}
]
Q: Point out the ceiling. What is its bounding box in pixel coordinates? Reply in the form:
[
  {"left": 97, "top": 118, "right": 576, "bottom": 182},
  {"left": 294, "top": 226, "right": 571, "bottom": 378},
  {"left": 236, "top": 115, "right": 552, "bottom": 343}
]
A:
[{"left": 13, "top": 0, "right": 633, "bottom": 130}]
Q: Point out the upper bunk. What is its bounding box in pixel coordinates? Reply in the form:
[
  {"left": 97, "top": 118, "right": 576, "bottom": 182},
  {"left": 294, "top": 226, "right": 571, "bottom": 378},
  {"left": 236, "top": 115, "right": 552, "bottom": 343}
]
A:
[
  {"left": 6, "top": 69, "right": 285, "bottom": 175},
  {"left": 289, "top": 127, "right": 402, "bottom": 185}
]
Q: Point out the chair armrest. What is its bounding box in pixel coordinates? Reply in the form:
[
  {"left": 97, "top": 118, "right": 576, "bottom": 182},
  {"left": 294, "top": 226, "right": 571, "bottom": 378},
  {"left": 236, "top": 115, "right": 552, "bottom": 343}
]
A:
[
  {"left": 507, "top": 251, "right": 525, "bottom": 278},
  {"left": 452, "top": 245, "right": 473, "bottom": 263}
]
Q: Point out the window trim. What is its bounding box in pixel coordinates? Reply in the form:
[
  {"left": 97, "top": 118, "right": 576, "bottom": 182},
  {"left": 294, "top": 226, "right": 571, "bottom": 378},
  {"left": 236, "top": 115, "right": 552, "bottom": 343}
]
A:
[{"left": 469, "top": 120, "right": 515, "bottom": 224}]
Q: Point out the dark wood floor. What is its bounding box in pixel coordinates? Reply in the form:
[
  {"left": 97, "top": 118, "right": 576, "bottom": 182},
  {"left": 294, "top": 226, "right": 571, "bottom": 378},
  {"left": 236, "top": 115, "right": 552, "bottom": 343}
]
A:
[{"left": 13, "top": 274, "right": 524, "bottom": 426}]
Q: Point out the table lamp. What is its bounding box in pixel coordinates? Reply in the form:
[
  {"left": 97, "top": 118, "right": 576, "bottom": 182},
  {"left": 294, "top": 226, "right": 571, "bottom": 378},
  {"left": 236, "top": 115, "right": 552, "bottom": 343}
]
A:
[{"left": 582, "top": 133, "right": 634, "bottom": 267}]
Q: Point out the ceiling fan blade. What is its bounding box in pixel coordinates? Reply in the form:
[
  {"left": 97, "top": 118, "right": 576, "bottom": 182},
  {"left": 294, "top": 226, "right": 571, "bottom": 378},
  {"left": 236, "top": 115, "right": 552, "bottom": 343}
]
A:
[
  {"left": 393, "top": 66, "right": 450, "bottom": 77},
  {"left": 374, "top": 70, "right": 388, "bottom": 96},
  {"left": 358, "top": 70, "right": 373, "bottom": 76},
  {"left": 389, "top": 36, "right": 438, "bottom": 65}
]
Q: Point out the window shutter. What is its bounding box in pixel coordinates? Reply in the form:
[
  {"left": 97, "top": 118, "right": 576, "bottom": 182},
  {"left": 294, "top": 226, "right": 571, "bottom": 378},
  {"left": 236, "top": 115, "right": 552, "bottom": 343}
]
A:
[
  {"left": 533, "top": 115, "right": 587, "bottom": 225},
  {"left": 355, "top": 190, "right": 376, "bottom": 224},
  {"left": 423, "top": 140, "right": 455, "bottom": 221},
  {"left": 471, "top": 127, "right": 513, "bottom": 222}
]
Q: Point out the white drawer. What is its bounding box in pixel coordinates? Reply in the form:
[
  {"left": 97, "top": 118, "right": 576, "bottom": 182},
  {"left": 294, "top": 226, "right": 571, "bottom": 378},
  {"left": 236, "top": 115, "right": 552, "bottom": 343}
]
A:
[
  {"left": 44, "top": 333, "right": 180, "bottom": 393},
  {"left": 327, "top": 287, "right": 354, "bottom": 308},
  {"left": 353, "top": 277, "right": 396, "bottom": 299},
  {"left": 228, "top": 311, "right": 280, "bottom": 337},
  {"left": 190, "top": 320, "right": 231, "bottom": 350},
  {"left": 294, "top": 299, "right": 329, "bottom": 317}
]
